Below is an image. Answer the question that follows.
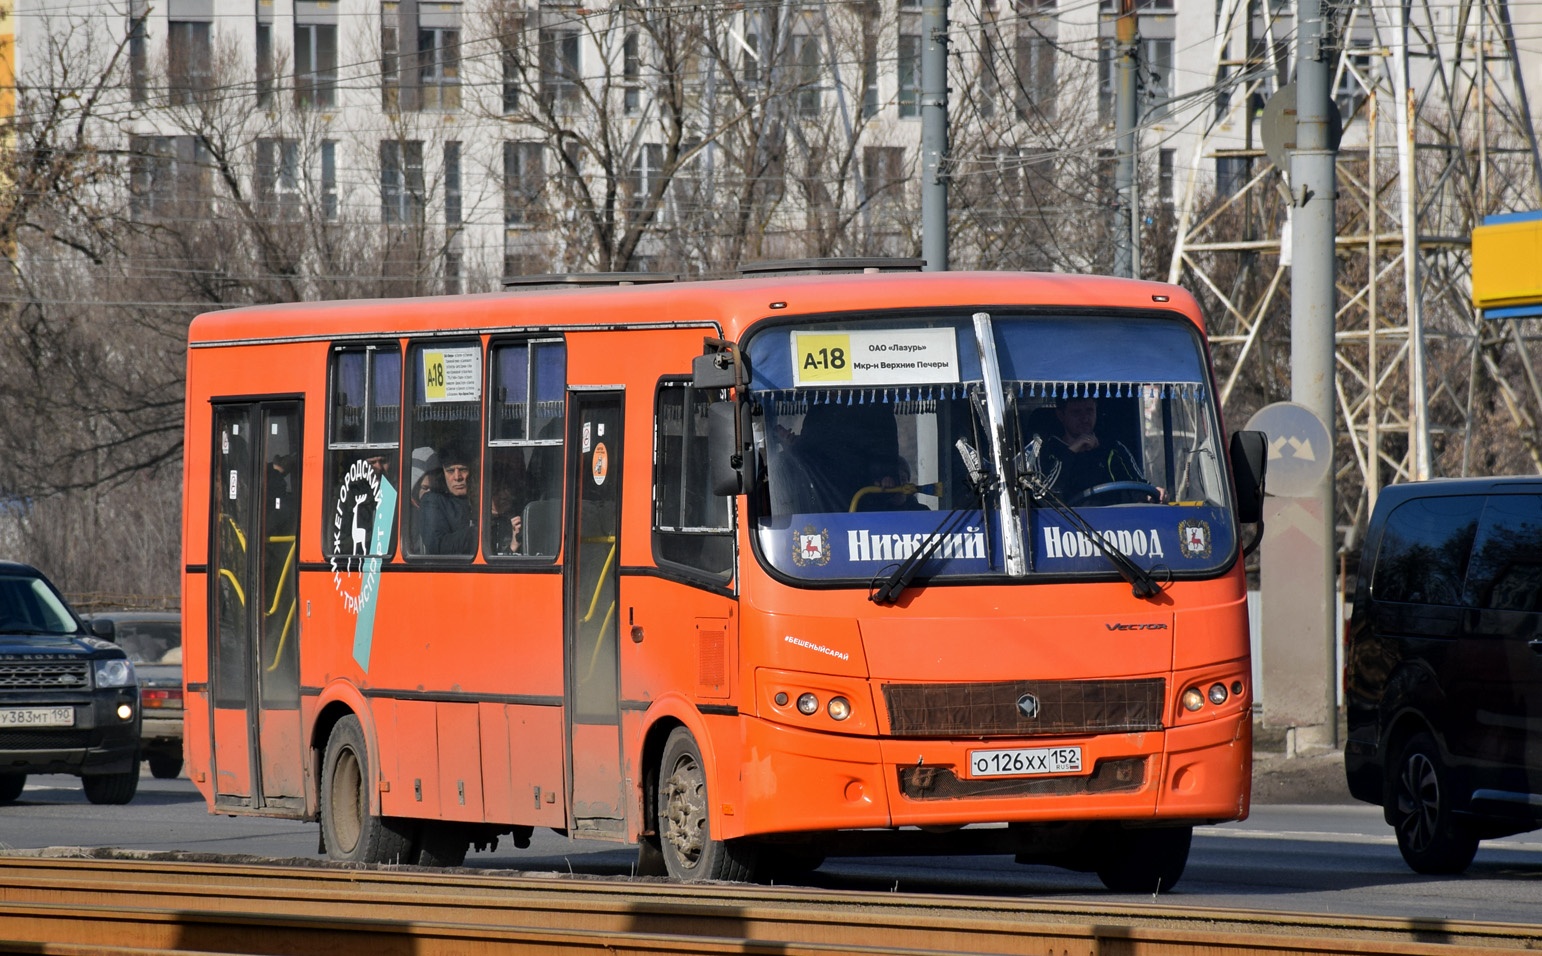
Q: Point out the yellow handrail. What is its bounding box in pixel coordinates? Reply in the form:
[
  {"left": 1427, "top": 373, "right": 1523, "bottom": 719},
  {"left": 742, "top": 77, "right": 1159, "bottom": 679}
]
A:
[
  {"left": 848, "top": 481, "right": 944, "bottom": 512},
  {"left": 218, "top": 568, "right": 245, "bottom": 606},
  {"left": 265, "top": 537, "right": 296, "bottom": 616}
]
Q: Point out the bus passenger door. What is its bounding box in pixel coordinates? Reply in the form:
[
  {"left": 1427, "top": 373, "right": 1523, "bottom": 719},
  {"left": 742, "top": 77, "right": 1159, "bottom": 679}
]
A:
[
  {"left": 208, "top": 401, "right": 306, "bottom": 812},
  {"left": 563, "top": 390, "right": 626, "bottom": 837}
]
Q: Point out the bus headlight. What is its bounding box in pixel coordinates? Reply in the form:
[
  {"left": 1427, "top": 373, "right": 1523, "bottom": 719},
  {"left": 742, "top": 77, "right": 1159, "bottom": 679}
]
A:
[
  {"left": 1181, "top": 687, "right": 1205, "bottom": 712},
  {"left": 797, "top": 693, "right": 820, "bottom": 715},
  {"left": 827, "top": 697, "right": 851, "bottom": 721},
  {"left": 1208, "top": 682, "right": 1229, "bottom": 705}
]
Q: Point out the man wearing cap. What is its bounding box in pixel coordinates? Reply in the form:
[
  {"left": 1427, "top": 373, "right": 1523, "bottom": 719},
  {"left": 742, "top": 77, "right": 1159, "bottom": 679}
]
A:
[{"left": 418, "top": 443, "right": 477, "bottom": 555}]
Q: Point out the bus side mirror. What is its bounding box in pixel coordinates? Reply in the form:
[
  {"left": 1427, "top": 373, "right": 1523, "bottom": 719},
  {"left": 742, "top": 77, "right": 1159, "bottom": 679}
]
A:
[
  {"left": 693, "top": 352, "right": 736, "bottom": 389},
  {"left": 708, "top": 401, "right": 754, "bottom": 496},
  {"left": 1230, "top": 429, "right": 1268, "bottom": 523}
]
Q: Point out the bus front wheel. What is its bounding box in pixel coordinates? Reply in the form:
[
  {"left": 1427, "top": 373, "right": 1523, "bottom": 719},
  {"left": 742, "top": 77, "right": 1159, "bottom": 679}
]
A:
[
  {"left": 1094, "top": 824, "right": 1191, "bottom": 893},
  {"left": 656, "top": 727, "right": 759, "bottom": 882},
  {"left": 320, "top": 715, "right": 414, "bottom": 865}
]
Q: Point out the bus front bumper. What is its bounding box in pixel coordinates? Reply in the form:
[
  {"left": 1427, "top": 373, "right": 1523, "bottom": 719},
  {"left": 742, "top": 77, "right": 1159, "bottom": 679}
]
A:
[{"left": 734, "top": 711, "right": 1250, "bottom": 837}]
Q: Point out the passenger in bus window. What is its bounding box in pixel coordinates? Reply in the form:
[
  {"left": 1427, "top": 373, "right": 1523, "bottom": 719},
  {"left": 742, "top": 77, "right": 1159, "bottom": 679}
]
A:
[
  {"left": 1039, "top": 398, "right": 1149, "bottom": 501},
  {"left": 419, "top": 444, "right": 477, "bottom": 555},
  {"left": 488, "top": 452, "right": 525, "bottom": 556},
  {"left": 408, "top": 447, "right": 442, "bottom": 552}
]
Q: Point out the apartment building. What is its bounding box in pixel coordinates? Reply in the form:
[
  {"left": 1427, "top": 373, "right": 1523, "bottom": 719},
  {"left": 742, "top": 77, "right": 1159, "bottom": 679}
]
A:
[{"left": 12, "top": 0, "right": 1540, "bottom": 284}]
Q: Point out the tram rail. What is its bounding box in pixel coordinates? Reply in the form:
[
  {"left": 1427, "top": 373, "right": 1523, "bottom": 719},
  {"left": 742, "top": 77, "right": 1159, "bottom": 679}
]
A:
[{"left": 0, "top": 854, "right": 1536, "bottom": 955}]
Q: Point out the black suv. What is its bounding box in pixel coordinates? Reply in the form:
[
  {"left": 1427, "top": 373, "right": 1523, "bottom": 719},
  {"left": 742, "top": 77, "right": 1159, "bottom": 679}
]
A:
[
  {"left": 0, "top": 562, "right": 141, "bottom": 804},
  {"left": 1345, "top": 477, "right": 1542, "bottom": 873}
]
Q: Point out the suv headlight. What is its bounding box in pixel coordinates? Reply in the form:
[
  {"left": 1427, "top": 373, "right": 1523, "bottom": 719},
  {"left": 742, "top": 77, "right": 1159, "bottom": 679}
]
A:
[{"left": 93, "top": 658, "right": 136, "bottom": 688}]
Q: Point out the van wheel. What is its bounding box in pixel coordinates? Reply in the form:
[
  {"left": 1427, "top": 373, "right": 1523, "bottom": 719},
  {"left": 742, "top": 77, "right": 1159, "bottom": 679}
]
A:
[
  {"left": 0, "top": 773, "right": 25, "bottom": 804},
  {"left": 656, "top": 727, "right": 759, "bottom": 882},
  {"left": 1390, "top": 732, "right": 1478, "bottom": 874},
  {"left": 148, "top": 754, "right": 183, "bottom": 779},
  {"left": 1095, "top": 825, "right": 1191, "bottom": 893},
  {"left": 82, "top": 770, "right": 139, "bottom": 805},
  {"left": 320, "top": 715, "right": 414, "bottom": 864}
]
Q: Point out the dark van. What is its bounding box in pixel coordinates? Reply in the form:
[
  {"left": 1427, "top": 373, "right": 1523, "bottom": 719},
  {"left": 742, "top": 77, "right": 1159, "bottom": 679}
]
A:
[{"left": 1345, "top": 477, "right": 1542, "bottom": 873}]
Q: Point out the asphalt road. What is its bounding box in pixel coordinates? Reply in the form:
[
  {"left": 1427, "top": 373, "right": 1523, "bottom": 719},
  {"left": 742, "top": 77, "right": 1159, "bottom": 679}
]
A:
[{"left": 4, "top": 771, "right": 1541, "bottom": 924}]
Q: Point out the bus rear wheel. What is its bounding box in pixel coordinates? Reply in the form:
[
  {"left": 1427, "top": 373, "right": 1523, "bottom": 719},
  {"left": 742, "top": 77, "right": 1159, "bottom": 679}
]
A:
[
  {"left": 1094, "top": 824, "right": 1191, "bottom": 893},
  {"left": 321, "top": 715, "right": 414, "bottom": 864},
  {"left": 656, "top": 727, "right": 759, "bottom": 882}
]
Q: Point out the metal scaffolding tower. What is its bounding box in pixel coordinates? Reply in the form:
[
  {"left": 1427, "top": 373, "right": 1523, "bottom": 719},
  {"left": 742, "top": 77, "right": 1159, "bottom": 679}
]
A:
[{"left": 1167, "top": 0, "right": 1542, "bottom": 548}]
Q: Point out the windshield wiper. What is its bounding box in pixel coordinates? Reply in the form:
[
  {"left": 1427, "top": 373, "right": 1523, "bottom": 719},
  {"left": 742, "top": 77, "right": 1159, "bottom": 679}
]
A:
[
  {"left": 869, "top": 439, "right": 996, "bottom": 606},
  {"left": 1016, "top": 437, "right": 1164, "bottom": 600}
]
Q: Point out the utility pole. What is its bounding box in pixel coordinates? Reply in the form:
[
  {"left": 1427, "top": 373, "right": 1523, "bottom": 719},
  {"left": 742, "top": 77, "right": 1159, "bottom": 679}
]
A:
[
  {"left": 1285, "top": 0, "right": 1338, "bottom": 751},
  {"left": 920, "top": 0, "right": 948, "bottom": 271},
  {"left": 1112, "top": 0, "right": 1138, "bottom": 278}
]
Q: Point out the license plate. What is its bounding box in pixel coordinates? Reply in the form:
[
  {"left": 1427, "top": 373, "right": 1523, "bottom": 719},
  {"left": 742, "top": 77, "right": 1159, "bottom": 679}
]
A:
[
  {"left": 0, "top": 706, "right": 74, "bottom": 728},
  {"left": 968, "top": 746, "right": 1082, "bottom": 778}
]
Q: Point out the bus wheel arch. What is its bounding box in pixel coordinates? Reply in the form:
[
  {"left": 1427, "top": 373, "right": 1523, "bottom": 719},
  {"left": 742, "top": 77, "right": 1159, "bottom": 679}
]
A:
[
  {"left": 655, "top": 725, "right": 760, "bottom": 882},
  {"left": 637, "top": 716, "right": 686, "bottom": 876},
  {"left": 319, "top": 713, "right": 415, "bottom": 864}
]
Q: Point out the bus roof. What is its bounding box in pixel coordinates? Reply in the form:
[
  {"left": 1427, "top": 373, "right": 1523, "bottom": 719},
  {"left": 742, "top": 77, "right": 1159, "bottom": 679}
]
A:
[{"left": 187, "top": 271, "right": 1205, "bottom": 347}]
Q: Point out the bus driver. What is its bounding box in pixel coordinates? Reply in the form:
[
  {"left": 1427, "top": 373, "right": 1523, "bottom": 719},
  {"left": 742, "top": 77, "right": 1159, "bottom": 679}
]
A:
[{"left": 1039, "top": 397, "right": 1148, "bottom": 501}]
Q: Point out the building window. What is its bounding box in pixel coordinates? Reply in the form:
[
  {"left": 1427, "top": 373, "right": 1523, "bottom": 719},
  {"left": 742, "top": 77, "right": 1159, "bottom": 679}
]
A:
[
  {"left": 1098, "top": 39, "right": 1115, "bottom": 123},
  {"left": 1143, "top": 37, "right": 1172, "bottom": 120},
  {"left": 793, "top": 32, "right": 821, "bottom": 117},
  {"left": 419, "top": 27, "right": 461, "bottom": 111},
  {"left": 129, "top": 0, "right": 148, "bottom": 103},
  {"left": 1336, "top": 46, "right": 1372, "bottom": 119},
  {"left": 539, "top": 27, "right": 581, "bottom": 111},
  {"left": 444, "top": 141, "right": 462, "bottom": 229},
  {"left": 653, "top": 380, "right": 733, "bottom": 581},
  {"left": 129, "top": 135, "right": 210, "bottom": 220},
  {"left": 897, "top": 24, "right": 921, "bottom": 118},
  {"left": 167, "top": 20, "right": 212, "bottom": 105},
  {"left": 255, "top": 138, "right": 301, "bottom": 219},
  {"left": 863, "top": 146, "right": 905, "bottom": 215},
  {"left": 623, "top": 31, "right": 640, "bottom": 114},
  {"left": 501, "top": 27, "right": 521, "bottom": 113},
  {"left": 381, "top": 140, "right": 425, "bottom": 225},
  {"left": 742, "top": 31, "right": 759, "bottom": 84},
  {"left": 486, "top": 339, "right": 565, "bottom": 558},
  {"left": 861, "top": 1, "right": 879, "bottom": 119},
  {"left": 626, "top": 143, "right": 663, "bottom": 217},
  {"left": 321, "top": 141, "right": 338, "bottom": 220},
  {"left": 1215, "top": 155, "right": 1247, "bottom": 196},
  {"left": 382, "top": 3, "right": 400, "bottom": 110},
  {"left": 325, "top": 345, "right": 402, "bottom": 561},
  {"left": 256, "top": 22, "right": 273, "bottom": 106},
  {"left": 1014, "top": 31, "right": 1056, "bottom": 120},
  {"left": 504, "top": 141, "right": 545, "bottom": 226},
  {"left": 295, "top": 23, "right": 338, "bottom": 108}
]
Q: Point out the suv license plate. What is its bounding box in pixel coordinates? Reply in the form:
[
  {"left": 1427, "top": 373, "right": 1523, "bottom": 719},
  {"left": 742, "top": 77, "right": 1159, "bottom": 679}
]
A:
[
  {"left": 0, "top": 707, "right": 74, "bottom": 728},
  {"left": 969, "top": 746, "right": 1082, "bottom": 778}
]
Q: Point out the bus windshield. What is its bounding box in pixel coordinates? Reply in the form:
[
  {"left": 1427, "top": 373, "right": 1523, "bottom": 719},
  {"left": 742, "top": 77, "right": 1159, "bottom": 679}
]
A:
[{"left": 744, "top": 313, "right": 1234, "bottom": 583}]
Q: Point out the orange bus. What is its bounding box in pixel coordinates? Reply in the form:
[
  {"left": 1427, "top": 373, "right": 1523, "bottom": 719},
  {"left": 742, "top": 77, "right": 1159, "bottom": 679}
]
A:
[{"left": 182, "top": 263, "right": 1266, "bottom": 890}]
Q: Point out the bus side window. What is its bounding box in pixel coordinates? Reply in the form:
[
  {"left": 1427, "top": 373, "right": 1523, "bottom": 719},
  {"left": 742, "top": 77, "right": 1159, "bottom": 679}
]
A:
[
  {"left": 654, "top": 380, "right": 733, "bottom": 581},
  {"left": 324, "top": 345, "right": 401, "bottom": 562},
  {"left": 488, "top": 338, "right": 565, "bottom": 559},
  {"left": 406, "top": 340, "right": 483, "bottom": 559}
]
